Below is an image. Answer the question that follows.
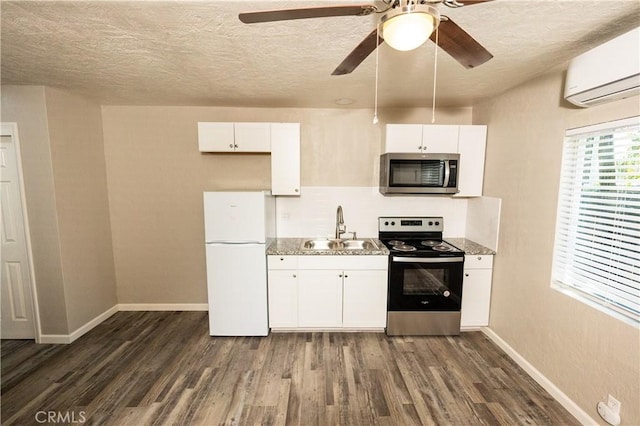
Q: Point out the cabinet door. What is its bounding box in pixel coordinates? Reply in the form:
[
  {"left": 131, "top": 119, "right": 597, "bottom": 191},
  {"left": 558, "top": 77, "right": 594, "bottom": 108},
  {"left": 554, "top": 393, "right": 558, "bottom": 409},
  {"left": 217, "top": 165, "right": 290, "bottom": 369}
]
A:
[
  {"left": 460, "top": 268, "right": 493, "bottom": 327},
  {"left": 234, "top": 122, "right": 271, "bottom": 152},
  {"left": 421, "top": 125, "right": 459, "bottom": 153},
  {"left": 455, "top": 125, "right": 487, "bottom": 197},
  {"left": 198, "top": 122, "right": 235, "bottom": 152},
  {"left": 270, "top": 123, "right": 301, "bottom": 195},
  {"left": 342, "top": 270, "right": 387, "bottom": 328},
  {"left": 297, "top": 270, "right": 343, "bottom": 327},
  {"left": 385, "top": 124, "right": 423, "bottom": 152},
  {"left": 267, "top": 270, "right": 298, "bottom": 328}
]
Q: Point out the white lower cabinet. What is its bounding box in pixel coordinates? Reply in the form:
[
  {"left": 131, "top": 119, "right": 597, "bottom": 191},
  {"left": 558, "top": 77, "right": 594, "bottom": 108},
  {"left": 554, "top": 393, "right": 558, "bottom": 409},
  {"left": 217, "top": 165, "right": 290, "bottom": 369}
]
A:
[
  {"left": 460, "top": 255, "right": 494, "bottom": 328},
  {"left": 267, "top": 255, "right": 388, "bottom": 330},
  {"left": 298, "top": 270, "right": 343, "bottom": 327},
  {"left": 342, "top": 270, "right": 387, "bottom": 328},
  {"left": 267, "top": 270, "right": 298, "bottom": 327}
]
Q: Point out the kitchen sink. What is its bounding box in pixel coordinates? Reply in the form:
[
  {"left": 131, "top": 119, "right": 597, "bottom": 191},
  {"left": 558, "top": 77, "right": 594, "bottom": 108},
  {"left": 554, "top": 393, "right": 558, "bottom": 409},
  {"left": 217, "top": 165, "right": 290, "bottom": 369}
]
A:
[
  {"left": 299, "top": 238, "right": 379, "bottom": 251},
  {"left": 301, "top": 239, "right": 343, "bottom": 250},
  {"left": 342, "top": 239, "right": 378, "bottom": 250}
]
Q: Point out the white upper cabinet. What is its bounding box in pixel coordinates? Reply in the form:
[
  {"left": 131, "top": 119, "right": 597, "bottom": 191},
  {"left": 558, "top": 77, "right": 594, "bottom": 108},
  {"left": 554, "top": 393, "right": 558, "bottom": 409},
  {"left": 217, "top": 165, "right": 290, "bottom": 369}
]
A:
[
  {"left": 454, "top": 125, "right": 487, "bottom": 198},
  {"left": 198, "top": 121, "right": 301, "bottom": 196},
  {"left": 198, "top": 122, "right": 270, "bottom": 152},
  {"left": 270, "top": 123, "right": 301, "bottom": 196},
  {"left": 385, "top": 124, "right": 423, "bottom": 152},
  {"left": 384, "top": 124, "right": 458, "bottom": 153},
  {"left": 234, "top": 122, "right": 271, "bottom": 152},
  {"left": 384, "top": 123, "right": 487, "bottom": 197},
  {"left": 198, "top": 122, "right": 235, "bottom": 152},
  {"left": 422, "top": 125, "right": 459, "bottom": 153}
]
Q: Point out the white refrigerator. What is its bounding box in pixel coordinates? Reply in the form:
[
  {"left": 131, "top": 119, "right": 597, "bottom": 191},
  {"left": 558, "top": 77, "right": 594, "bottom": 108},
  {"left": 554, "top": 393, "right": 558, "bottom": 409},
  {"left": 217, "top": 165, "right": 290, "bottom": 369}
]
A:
[{"left": 204, "top": 191, "right": 276, "bottom": 336}]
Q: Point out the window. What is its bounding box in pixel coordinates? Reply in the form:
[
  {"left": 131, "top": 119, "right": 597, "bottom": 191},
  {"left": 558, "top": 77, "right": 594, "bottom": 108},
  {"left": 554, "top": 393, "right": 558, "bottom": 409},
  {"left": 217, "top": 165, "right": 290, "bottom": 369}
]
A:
[{"left": 552, "top": 116, "right": 640, "bottom": 325}]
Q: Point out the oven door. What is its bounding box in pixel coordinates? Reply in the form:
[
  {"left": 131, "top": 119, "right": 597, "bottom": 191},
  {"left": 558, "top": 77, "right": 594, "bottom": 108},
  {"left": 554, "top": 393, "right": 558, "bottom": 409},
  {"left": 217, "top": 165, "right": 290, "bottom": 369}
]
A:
[{"left": 388, "top": 256, "right": 464, "bottom": 311}]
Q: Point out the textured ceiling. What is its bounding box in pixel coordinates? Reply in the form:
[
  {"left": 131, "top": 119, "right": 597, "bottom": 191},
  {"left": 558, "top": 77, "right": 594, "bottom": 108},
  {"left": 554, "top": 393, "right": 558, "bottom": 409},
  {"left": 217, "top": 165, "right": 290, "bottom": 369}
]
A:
[{"left": 1, "top": 0, "right": 639, "bottom": 108}]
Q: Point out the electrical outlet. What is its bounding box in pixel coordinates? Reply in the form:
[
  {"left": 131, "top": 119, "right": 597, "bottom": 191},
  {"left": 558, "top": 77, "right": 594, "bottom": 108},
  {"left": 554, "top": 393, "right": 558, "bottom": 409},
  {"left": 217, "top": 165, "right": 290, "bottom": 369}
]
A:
[{"left": 607, "top": 395, "right": 621, "bottom": 415}]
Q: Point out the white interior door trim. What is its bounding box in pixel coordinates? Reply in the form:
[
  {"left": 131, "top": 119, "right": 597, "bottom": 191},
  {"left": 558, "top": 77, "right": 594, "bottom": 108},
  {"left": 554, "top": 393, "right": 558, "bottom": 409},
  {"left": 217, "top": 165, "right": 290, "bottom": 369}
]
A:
[{"left": 1, "top": 122, "right": 42, "bottom": 343}]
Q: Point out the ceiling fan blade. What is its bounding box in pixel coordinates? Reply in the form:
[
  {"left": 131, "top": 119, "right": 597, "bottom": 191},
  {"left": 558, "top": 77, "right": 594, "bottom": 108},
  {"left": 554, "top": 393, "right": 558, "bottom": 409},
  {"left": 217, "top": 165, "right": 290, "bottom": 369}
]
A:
[
  {"left": 431, "top": 18, "right": 493, "bottom": 69},
  {"left": 443, "top": 0, "right": 493, "bottom": 7},
  {"left": 239, "top": 5, "right": 375, "bottom": 24},
  {"left": 332, "top": 29, "right": 383, "bottom": 75}
]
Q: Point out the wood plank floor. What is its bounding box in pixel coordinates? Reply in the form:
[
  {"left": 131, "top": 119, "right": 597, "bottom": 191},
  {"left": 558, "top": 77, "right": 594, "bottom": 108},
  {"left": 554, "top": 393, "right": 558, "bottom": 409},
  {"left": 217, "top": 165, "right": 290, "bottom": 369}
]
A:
[{"left": 1, "top": 311, "right": 579, "bottom": 425}]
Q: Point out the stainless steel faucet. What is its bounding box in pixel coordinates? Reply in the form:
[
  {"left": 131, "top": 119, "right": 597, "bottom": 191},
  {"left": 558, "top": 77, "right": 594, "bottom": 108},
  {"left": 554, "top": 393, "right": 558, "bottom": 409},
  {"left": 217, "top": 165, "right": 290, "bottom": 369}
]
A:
[{"left": 335, "top": 205, "right": 346, "bottom": 239}]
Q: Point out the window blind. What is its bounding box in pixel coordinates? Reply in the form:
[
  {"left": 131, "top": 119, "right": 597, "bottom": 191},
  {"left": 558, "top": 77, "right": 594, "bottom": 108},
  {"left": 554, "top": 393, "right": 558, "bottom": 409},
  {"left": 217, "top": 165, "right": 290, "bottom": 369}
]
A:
[{"left": 552, "top": 116, "right": 640, "bottom": 324}]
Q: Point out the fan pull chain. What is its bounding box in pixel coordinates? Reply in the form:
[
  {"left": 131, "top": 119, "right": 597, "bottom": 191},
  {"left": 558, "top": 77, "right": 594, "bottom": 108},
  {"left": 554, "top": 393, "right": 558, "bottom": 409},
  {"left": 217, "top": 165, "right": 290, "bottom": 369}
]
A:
[
  {"left": 373, "top": 24, "right": 380, "bottom": 124},
  {"left": 431, "top": 24, "right": 439, "bottom": 124}
]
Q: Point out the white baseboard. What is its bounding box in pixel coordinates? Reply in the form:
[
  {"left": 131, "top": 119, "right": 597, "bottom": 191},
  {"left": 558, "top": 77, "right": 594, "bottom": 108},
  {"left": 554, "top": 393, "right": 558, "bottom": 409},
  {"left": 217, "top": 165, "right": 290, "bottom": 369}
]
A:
[
  {"left": 39, "top": 305, "right": 119, "bottom": 344},
  {"left": 117, "top": 303, "right": 208, "bottom": 311},
  {"left": 38, "top": 334, "right": 73, "bottom": 344},
  {"left": 481, "top": 327, "right": 596, "bottom": 426},
  {"left": 37, "top": 304, "right": 208, "bottom": 344}
]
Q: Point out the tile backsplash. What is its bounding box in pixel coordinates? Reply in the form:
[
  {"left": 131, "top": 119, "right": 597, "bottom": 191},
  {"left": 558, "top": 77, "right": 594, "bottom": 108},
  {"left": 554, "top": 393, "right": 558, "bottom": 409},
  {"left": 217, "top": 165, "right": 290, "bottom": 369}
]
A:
[{"left": 275, "top": 186, "right": 470, "bottom": 238}]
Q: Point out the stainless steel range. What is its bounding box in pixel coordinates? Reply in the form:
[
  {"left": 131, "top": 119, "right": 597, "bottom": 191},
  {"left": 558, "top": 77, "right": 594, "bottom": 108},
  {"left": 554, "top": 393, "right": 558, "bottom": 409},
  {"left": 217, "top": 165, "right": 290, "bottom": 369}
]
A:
[{"left": 379, "top": 217, "right": 465, "bottom": 336}]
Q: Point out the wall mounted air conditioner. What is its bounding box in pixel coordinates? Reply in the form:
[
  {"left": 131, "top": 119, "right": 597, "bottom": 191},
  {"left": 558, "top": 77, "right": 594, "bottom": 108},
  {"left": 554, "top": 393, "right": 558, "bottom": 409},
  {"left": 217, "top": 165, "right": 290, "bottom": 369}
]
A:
[{"left": 564, "top": 27, "right": 640, "bottom": 107}]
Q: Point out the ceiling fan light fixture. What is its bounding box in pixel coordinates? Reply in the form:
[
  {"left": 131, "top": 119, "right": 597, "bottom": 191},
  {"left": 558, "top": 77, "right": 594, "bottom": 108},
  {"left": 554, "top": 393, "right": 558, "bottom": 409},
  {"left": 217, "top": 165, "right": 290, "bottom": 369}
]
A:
[{"left": 381, "top": 5, "right": 440, "bottom": 52}]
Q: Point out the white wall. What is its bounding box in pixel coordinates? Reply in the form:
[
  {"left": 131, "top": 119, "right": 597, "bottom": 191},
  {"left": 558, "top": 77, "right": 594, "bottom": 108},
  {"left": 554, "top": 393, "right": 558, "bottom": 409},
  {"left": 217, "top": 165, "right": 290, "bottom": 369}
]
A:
[
  {"left": 275, "top": 186, "right": 469, "bottom": 238},
  {"left": 474, "top": 69, "right": 640, "bottom": 425}
]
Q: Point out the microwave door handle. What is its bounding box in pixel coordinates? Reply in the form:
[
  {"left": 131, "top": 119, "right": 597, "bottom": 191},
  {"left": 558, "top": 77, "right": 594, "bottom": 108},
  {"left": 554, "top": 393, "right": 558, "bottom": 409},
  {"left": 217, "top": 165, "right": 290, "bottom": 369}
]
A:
[{"left": 443, "top": 160, "right": 451, "bottom": 187}]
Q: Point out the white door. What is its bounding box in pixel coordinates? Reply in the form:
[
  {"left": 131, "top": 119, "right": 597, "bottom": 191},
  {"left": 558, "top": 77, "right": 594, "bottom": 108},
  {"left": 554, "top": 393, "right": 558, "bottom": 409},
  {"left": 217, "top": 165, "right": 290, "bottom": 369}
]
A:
[
  {"left": 206, "top": 243, "right": 269, "bottom": 336},
  {"left": 203, "top": 191, "right": 266, "bottom": 243},
  {"left": 0, "top": 123, "right": 37, "bottom": 339}
]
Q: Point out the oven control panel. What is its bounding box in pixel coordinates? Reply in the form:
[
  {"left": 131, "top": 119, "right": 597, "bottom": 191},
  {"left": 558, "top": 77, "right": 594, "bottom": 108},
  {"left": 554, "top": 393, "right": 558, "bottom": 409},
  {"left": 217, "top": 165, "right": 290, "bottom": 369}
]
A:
[{"left": 379, "top": 217, "right": 443, "bottom": 232}]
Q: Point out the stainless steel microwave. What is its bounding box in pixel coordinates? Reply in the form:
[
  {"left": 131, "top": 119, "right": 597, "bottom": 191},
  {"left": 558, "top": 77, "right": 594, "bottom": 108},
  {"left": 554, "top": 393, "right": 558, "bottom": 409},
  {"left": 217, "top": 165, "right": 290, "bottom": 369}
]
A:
[{"left": 379, "top": 153, "right": 460, "bottom": 195}]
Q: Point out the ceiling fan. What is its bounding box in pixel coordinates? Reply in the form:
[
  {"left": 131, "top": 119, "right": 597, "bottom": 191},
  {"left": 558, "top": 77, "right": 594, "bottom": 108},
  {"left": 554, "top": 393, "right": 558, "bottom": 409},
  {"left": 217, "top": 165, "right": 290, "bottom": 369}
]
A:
[{"left": 239, "top": 0, "right": 494, "bottom": 75}]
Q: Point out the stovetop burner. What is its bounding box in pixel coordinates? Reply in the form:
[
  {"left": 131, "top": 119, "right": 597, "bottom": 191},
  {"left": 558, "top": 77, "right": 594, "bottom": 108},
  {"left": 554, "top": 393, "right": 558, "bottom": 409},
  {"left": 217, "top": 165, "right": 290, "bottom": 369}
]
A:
[
  {"left": 392, "top": 244, "right": 417, "bottom": 252},
  {"left": 378, "top": 216, "right": 465, "bottom": 257}
]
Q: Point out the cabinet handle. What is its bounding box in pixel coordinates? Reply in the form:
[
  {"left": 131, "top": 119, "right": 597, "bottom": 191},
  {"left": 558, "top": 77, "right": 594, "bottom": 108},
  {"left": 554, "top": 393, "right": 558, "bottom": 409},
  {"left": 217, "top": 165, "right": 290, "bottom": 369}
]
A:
[
  {"left": 295, "top": 188, "right": 299, "bottom": 193},
  {"left": 339, "top": 274, "right": 343, "bottom": 278},
  {"left": 344, "top": 275, "right": 348, "bottom": 278},
  {"left": 477, "top": 256, "right": 482, "bottom": 260},
  {"left": 234, "top": 144, "right": 238, "bottom": 148},
  {"left": 280, "top": 257, "right": 284, "bottom": 261},
  {"left": 293, "top": 274, "right": 297, "bottom": 278},
  {"left": 465, "top": 273, "right": 470, "bottom": 277},
  {"left": 418, "top": 146, "right": 422, "bottom": 150},
  {"left": 229, "top": 143, "right": 234, "bottom": 148}
]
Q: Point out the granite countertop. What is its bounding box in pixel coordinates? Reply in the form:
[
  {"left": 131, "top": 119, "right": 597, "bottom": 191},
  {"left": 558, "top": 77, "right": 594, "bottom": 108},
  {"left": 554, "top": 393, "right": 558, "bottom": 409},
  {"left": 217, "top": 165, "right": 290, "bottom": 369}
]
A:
[
  {"left": 267, "top": 238, "right": 390, "bottom": 256},
  {"left": 445, "top": 238, "right": 496, "bottom": 255}
]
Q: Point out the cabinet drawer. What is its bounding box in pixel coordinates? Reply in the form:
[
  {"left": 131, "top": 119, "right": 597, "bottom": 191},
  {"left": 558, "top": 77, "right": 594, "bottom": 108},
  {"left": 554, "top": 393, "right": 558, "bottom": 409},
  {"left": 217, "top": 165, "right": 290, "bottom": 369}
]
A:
[
  {"left": 298, "top": 255, "right": 388, "bottom": 270},
  {"left": 464, "top": 255, "right": 493, "bottom": 269},
  {"left": 268, "top": 255, "right": 298, "bottom": 270}
]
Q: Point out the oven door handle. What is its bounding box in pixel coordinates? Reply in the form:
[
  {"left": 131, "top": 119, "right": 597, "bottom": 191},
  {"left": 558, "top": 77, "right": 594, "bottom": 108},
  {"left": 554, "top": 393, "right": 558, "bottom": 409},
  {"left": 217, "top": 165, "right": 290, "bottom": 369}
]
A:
[{"left": 392, "top": 256, "right": 464, "bottom": 263}]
